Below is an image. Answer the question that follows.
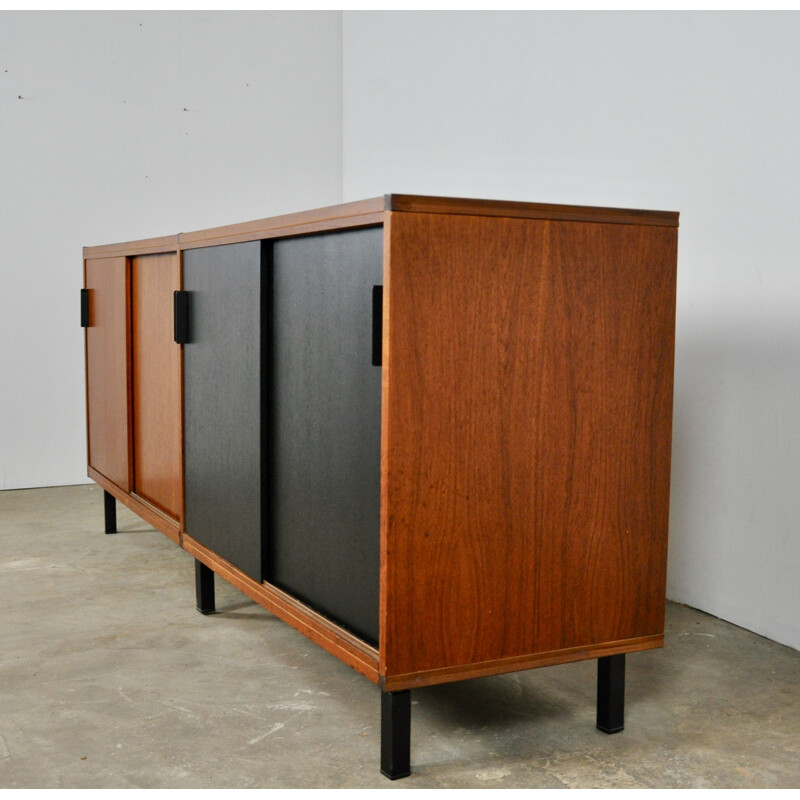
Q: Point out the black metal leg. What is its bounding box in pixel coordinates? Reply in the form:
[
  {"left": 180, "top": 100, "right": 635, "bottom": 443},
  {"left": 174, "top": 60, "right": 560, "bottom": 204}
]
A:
[
  {"left": 381, "top": 690, "right": 411, "bottom": 780},
  {"left": 103, "top": 490, "right": 117, "bottom": 534},
  {"left": 597, "top": 653, "right": 625, "bottom": 733},
  {"left": 195, "top": 560, "right": 216, "bottom": 615}
]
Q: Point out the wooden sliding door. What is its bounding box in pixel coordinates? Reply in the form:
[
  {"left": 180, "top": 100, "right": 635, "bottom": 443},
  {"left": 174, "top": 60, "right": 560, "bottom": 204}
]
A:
[
  {"left": 130, "top": 253, "right": 183, "bottom": 525},
  {"left": 85, "top": 256, "right": 131, "bottom": 491}
]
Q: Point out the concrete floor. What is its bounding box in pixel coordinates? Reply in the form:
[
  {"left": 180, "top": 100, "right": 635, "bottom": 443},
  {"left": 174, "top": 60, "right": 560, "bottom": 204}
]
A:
[{"left": 1, "top": 485, "right": 799, "bottom": 789}]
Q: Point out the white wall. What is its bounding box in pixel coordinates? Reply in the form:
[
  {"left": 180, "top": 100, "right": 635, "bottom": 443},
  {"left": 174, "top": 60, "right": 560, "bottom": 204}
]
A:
[
  {"left": 343, "top": 12, "right": 800, "bottom": 650},
  {"left": 0, "top": 11, "right": 343, "bottom": 490}
]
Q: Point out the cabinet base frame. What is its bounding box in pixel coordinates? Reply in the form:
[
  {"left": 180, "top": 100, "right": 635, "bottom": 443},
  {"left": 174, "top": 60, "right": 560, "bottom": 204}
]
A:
[
  {"left": 89, "top": 483, "right": 662, "bottom": 694},
  {"left": 89, "top": 483, "right": 655, "bottom": 781},
  {"left": 380, "top": 634, "right": 661, "bottom": 692},
  {"left": 89, "top": 467, "right": 180, "bottom": 543},
  {"left": 182, "top": 534, "right": 381, "bottom": 684}
]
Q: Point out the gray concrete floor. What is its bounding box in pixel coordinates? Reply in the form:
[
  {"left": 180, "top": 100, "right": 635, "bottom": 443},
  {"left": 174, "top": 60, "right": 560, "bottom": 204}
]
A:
[{"left": 1, "top": 484, "right": 799, "bottom": 789}]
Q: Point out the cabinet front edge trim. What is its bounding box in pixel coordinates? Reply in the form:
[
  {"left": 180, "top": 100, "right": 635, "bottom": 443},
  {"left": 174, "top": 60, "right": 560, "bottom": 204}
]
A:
[
  {"left": 181, "top": 535, "right": 380, "bottom": 684},
  {"left": 178, "top": 209, "right": 386, "bottom": 249},
  {"left": 386, "top": 195, "right": 679, "bottom": 227},
  {"left": 380, "top": 634, "right": 664, "bottom": 691},
  {"left": 84, "top": 237, "right": 180, "bottom": 259},
  {"left": 88, "top": 467, "right": 180, "bottom": 543}
]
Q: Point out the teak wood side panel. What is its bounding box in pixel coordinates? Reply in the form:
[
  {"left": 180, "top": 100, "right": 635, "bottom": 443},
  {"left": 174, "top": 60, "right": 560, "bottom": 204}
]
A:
[
  {"left": 381, "top": 212, "right": 677, "bottom": 679},
  {"left": 131, "top": 253, "right": 182, "bottom": 521},
  {"left": 85, "top": 256, "right": 131, "bottom": 491}
]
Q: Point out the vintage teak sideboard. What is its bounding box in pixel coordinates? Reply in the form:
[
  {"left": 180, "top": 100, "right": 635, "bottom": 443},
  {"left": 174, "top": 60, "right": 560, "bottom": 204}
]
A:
[{"left": 82, "top": 195, "right": 679, "bottom": 779}]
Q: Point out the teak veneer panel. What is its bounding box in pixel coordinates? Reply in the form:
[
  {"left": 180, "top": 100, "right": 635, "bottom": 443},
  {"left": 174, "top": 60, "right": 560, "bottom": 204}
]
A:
[
  {"left": 85, "top": 256, "right": 131, "bottom": 492},
  {"left": 131, "top": 253, "right": 183, "bottom": 521},
  {"left": 381, "top": 211, "right": 677, "bottom": 680}
]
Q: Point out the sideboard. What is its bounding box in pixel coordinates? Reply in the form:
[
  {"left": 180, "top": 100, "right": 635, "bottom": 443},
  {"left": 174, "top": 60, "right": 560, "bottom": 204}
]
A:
[{"left": 83, "top": 194, "right": 679, "bottom": 779}]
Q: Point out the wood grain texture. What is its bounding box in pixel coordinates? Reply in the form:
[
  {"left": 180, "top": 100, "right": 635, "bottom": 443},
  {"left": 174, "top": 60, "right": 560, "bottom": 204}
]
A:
[
  {"left": 89, "top": 466, "right": 180, "bottom": 543},
  {"left": 381, "top": 212, "right": 677, "bottom": 679},
  {"left": 131, "top": 253, "right": 182, "bottom": 520},
  {"left": 85, "top": 256, "right": 131, "bottom": 491},
  {"left": 182, "top": 535, "right": 380, "bottom": 684}
]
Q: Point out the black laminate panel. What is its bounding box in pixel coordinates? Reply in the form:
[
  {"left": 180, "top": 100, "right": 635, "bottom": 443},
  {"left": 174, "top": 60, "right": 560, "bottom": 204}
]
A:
[
  {"left": 268, "top": 227, "right": 382, "bottom": 646},
  {"left": 183, "top": 241, "right": 266, "bottom": 581}
]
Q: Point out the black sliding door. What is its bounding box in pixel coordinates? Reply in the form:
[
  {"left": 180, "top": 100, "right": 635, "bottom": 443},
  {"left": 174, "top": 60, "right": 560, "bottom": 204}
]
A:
[
  {"left": 183, "top": 241, "right": 267, "bottom": 582},
  {"left": 268, "top": 227, "right": 383, "bottom": 646}
]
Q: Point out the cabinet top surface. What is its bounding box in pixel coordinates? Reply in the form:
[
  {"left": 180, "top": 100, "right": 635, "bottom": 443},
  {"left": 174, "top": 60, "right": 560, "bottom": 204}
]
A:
[
  {"left": 83, "top": 194, "right": 679, "bottom": 257},
  {"left": 384, "top": 194, "right": 678, "bottom": 226}
]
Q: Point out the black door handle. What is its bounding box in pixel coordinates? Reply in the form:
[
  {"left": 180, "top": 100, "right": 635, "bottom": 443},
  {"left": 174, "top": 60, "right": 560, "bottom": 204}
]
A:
[
  {"left": 174, "top": 290, "right": 189, "bottom": 344},
  {"left": 81, "top": 289, "right": 90, "bottom": 327},
  {"left": 372, "top": 285, "right": 383, "bottom": 367}
]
